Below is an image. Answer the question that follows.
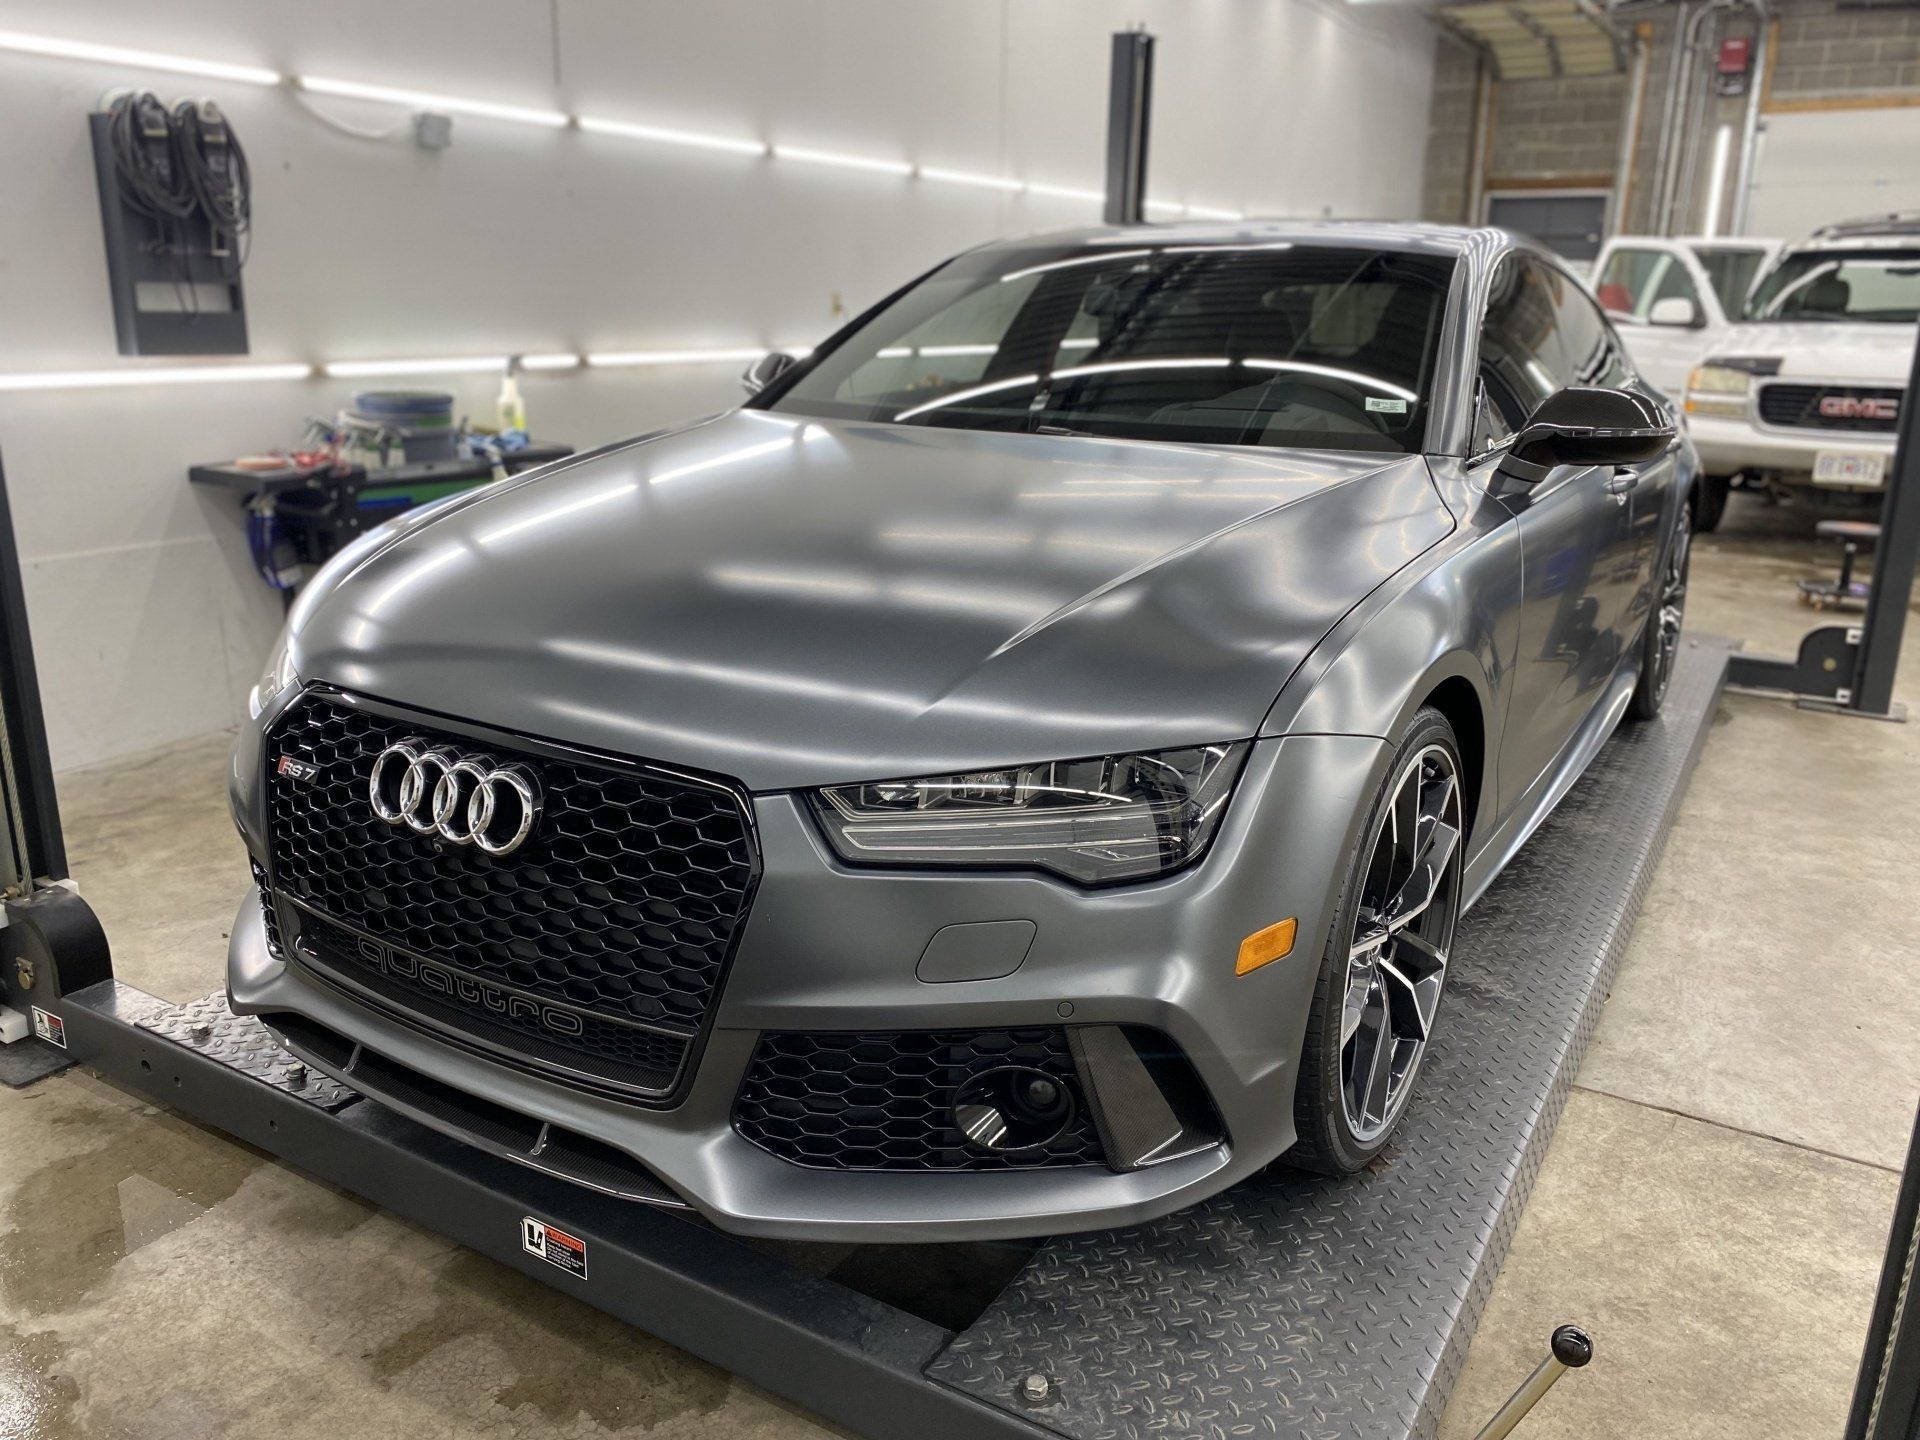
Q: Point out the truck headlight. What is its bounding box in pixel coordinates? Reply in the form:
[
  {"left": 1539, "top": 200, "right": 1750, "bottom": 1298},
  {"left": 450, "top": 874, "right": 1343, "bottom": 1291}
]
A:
[
  {"left": 808, "top": 743, "right": 1250, "bottom": 886},
  {"left": 1685, "top": 364, "right": 1752, "bottom": 419},
  {"left": 249, "top": 626, "right": 301, "bottom": 718}
]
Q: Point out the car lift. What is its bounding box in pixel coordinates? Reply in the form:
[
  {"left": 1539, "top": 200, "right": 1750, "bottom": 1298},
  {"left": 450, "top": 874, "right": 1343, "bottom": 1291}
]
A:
[
  {"left": 5, "top": 43, "right": 1919, "bottom": 1440},
  {"left": 1726, "top": 314, "right": 1920, "bottom": 720}
]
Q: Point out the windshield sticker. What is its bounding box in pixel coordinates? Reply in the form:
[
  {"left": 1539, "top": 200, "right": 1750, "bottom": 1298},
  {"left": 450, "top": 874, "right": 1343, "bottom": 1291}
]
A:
[{"left": 1366, "top": 397, "right": 1409, "bottom": 414}]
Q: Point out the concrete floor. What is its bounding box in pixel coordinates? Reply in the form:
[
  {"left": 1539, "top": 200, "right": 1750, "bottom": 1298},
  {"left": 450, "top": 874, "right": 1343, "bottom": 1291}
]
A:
[{"left": 3, "top": 489, "right": 1917, "bottom": 1439}]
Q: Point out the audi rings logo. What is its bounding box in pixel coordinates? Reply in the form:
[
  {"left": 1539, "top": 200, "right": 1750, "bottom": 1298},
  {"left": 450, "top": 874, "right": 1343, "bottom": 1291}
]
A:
[{"left": 368, "top": 739, "right": 541, "bottom": 856}]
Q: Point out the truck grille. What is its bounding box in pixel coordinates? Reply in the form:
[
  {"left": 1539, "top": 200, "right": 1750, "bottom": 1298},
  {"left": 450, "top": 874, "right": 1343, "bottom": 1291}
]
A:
[
  {"left": 1757, "top": 383, "right": 1902, "bottom": 434},
  {"left": 733, "top": 1028, "right": 1106, "bottom": 1171},
  {"left": 263, "top": 691, "right": 758, "bottom": 1102}
]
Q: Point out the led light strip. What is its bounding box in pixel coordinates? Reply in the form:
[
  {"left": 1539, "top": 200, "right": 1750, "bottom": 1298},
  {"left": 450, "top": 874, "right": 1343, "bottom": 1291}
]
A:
[
  {"left": 576, "top": 115, "right": 766, "bottom": 157},
  {"left": 0, "top": 27, "right": 282, "bottom": 85},
  {"left": 323, "top": 355, "right": 511, "bottom": 378},
  {"left": 0, "top": 26, "right": 1247, "bottom": 219},
  {"left": 0, "top": 350, "right": 797, "bottom": 393},
  {"left": 0, "top": 363, "right": 314, "bottom": 393},
  {"left": 586, "top": 348, "right": 771, "bottom": 368},
  {"left": 297, "top": 75, "right": 568, "bottom": 128}
]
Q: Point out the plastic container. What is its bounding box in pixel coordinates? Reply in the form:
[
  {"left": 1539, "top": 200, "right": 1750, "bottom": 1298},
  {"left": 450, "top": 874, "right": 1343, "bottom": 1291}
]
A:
[{"left": 345, "top": 390, "right": 459, "bottom": 464}]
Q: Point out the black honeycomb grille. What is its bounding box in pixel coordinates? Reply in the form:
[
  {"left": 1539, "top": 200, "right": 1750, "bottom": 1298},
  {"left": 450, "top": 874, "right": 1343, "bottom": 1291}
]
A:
[
  {"left": 733, "top": 1029, "right": 1106, "bottom": 1171},
  {"left": 252, "top": 862, "right": 284, "bottom": 958},
  {"left": 264, "top": 693, "right": 757, "bottom": 1097},
  {"left": 291, "top": 910, "right": 687, "bottom": 1094}
]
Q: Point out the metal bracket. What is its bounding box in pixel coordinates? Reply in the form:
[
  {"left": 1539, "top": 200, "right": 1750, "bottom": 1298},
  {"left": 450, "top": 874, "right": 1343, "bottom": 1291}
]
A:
[{"left": 1726, "top": 623, "right": 1859, "bottom": 700}]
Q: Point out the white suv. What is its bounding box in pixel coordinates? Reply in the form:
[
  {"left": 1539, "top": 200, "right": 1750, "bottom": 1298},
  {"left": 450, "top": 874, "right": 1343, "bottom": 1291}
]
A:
[
  {"left": 1679, "top": 216, "right": 1918, "bottom": 530},
  {"left": 1592, "top": 235, "right": 1783, "bottom": 399}
]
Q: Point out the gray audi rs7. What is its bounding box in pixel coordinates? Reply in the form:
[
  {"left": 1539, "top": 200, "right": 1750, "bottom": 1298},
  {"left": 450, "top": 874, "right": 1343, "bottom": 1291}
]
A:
[{"left": 230, "top": 221, "right": 1695, "bottom": 1241}]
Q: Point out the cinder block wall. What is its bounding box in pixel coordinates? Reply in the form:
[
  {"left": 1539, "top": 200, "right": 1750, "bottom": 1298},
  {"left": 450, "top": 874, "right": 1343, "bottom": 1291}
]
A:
[{"left": 1421, "top": 0, "right": 1920, "bottom": 232}]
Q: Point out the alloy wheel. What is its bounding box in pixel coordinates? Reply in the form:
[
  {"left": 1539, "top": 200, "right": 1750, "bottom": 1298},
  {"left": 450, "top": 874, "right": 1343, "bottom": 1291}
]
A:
[{"left": 1339, "top": 742, "right": 1463, "bottom": 1144}]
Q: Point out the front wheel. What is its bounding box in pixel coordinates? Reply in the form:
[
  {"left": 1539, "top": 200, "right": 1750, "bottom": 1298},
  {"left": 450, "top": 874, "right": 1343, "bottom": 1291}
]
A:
[
  {"left": 1693, "top": 473, "right": 1729, "bottom": 533},
  {"left": 1289, "top": 709, "right": 1465, "bottom": 1175},
  {"left": 1627, "top": 498, "right": 1691, "bottom": 721}
]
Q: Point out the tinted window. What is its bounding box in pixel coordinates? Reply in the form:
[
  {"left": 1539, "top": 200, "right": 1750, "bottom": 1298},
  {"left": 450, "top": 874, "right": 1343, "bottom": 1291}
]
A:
[
  {"left": 1543, "top": 264, "right": 1632, "bottom": 388},
  {"left": 769, "top": 245, "right": 1458, "bottom": 454},
  {"left": 1478, "top": 256, "right": 1564, "bottom": 428}
]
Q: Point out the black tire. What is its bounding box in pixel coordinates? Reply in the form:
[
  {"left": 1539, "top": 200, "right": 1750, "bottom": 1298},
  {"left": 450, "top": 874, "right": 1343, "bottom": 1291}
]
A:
[
  {"left": 1693, "top": 473, "right": 1729, "bottom": 533},
  {"left": 1289, "top": 707, "right": 1464, "bottom": 1176},
  {"left": 1627, "top": 498, "right": 1692, "bottom": 721}
]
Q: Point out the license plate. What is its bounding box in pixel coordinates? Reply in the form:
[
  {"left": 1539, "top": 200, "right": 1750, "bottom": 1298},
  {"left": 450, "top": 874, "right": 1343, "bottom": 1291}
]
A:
[{"left": 1813, "top": 450, "right": 1886, "bottom": 487}]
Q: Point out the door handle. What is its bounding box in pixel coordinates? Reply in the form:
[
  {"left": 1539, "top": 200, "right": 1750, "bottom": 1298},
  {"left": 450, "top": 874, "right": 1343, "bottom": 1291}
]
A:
[{"left": 1605, "top": 469, "right": 1639, "bottom": 501}]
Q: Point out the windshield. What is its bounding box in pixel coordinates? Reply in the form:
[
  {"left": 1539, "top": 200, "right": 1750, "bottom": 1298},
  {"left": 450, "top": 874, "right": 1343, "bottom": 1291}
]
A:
[
  {"left": 1745, "top": 249, "right": 1920, "bottom": 323},
  {"left": 766, "top": 244, "right": 1457, "bottom": 454}
]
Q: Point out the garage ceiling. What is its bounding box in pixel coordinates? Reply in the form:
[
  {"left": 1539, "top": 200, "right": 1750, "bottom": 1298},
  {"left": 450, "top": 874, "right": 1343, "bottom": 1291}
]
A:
[{"left": 1435, "top": 0, "right": 1631, "bottom": 79}]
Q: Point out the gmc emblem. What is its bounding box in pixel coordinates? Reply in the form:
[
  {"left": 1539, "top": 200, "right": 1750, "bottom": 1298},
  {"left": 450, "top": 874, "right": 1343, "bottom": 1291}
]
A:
[{"left": 1819, "top": 395, "right": 1899, "bottom": 422}]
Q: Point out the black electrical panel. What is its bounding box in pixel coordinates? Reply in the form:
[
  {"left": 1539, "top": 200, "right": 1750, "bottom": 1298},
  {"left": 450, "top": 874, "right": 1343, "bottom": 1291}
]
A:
[{"left": 89, "top": 91, "right": 252, "bottom": 356}]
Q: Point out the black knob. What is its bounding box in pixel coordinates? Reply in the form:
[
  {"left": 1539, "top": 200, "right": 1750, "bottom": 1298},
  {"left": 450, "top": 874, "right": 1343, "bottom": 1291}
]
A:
[{"left": 1551, "top": 1324, "right": 1593, "bottom": 1368}]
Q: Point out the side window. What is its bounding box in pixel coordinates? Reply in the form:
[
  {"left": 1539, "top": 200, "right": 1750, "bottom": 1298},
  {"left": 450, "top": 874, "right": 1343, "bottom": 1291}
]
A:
[
  {"left": 1477, "top": 255, "right": 1564, "bottom": 431},
  {"left": 1540, "top": 262, "right": 1632, "bottom": 388},
  {"left": 1693, "top": 247, "right": 1765, "bottom": 314},
  {"left": 1594, "top": 246, "right": 1702, "bottom": 324},
  {"left": 1594, "top": 246, "right": 1663, "bottom": 318}
]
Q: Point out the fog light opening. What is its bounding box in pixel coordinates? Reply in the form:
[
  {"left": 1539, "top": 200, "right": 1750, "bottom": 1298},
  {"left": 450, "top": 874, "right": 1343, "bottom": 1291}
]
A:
[{"left": 953, "top": 1065, "right": 1076, "bottom": 1153}]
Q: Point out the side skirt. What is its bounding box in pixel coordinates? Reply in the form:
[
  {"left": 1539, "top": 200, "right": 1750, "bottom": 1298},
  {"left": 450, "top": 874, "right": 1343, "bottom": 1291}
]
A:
[{"left": 1462, "top": 657, "right": 1640, "bottom": 910}]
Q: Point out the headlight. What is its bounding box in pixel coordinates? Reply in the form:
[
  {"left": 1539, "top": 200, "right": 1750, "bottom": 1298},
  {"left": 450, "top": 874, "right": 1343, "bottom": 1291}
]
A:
[
  {"left": 807, "top": 743, "right": 1250, "bottom": 886},
  {"left": 1684, "top": 364, "right": 1752, "bottom": 418},
  {"left": 248, "top": 625, "right": 301, "bottom": 718}
]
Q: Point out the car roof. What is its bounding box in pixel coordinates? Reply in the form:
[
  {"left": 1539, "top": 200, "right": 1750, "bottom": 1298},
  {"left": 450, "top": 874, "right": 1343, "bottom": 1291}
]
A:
[
  {"left": 1809, "top": 211, "right": 1920, "bottom": 242},
  {"left": 977, "top": 218, "right": 1521, "bottom": 267},
  {"left": 1789, "top": 234, "right": 1920, "bottom": 253}
]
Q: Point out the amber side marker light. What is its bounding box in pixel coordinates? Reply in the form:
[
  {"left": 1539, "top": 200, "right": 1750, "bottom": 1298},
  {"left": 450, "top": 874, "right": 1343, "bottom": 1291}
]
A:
[{"left": 1236, "top": 917, "right": 1297, "bottom": 976}]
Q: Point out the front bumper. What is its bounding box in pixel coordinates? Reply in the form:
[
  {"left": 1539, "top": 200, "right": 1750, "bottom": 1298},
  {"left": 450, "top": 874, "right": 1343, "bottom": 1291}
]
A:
[
  {"left": 229, "top": 728, "right": 1385, "bottom": 1242},
  {"left": 1687, "top": 412, "right": 1896, "bottom": 486}
]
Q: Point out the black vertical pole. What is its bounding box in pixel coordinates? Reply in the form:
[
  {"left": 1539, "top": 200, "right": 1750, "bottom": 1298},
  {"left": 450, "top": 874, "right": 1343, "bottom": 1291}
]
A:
[
  {"left": 1852, "top": 333, "right": 1920, "bottom": 716},
  {"left": 1845, "top": 1101, "right": 1920, "bottom": 1440},
  {"left": 1104, "top": 30, "right": 1154, "bottom": 227},
  {"left": 0, "top": 450, "right": 68, "bottom": 888}
]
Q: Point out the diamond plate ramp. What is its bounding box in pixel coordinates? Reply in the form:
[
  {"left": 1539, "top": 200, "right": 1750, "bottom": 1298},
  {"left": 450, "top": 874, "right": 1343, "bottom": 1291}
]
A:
[
  {"left": 139, "top": 991, "right": 358, "bottom": 1110},
  {"left": 928, "top": 638, "right": 1731, "bottom": 1439}
]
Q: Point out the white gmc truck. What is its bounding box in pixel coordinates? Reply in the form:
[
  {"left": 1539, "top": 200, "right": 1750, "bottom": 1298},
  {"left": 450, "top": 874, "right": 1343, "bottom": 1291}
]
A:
[{"left": 1680, "top": 215, "right": 1918, "bottom": 531}]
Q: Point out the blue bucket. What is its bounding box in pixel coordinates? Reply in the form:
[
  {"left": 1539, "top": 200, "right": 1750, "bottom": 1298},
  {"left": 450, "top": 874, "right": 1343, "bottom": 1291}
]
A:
[{"left": 348, "top": 390, "right": 459, "bottom": 463}]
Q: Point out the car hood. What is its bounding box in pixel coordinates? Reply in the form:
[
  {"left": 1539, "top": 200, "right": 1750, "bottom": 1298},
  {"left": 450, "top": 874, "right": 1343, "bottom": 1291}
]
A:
[
  {"left": 1710, "top": 320, "right": 1917, "bottom": 383},
  {"left": 287, "top": 411, "right": 1451, "bottom": 791}
]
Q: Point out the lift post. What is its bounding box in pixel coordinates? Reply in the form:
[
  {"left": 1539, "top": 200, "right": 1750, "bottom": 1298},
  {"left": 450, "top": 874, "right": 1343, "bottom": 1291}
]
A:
[
  {"left": 1727, "top": 334, "right": 1918, "bottom": 716},
  {"left": 1103, "top": 30, "right": 1154, "bottom": 227},
  {"left": 0, "top": 450, "right": 112, "bottom": 1086}
]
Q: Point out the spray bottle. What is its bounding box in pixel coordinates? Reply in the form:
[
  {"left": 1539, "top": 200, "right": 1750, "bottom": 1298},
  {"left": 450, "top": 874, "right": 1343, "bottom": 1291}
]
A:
[{"left": 496, "top": 355, "right": 527, "bottom": 434}]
